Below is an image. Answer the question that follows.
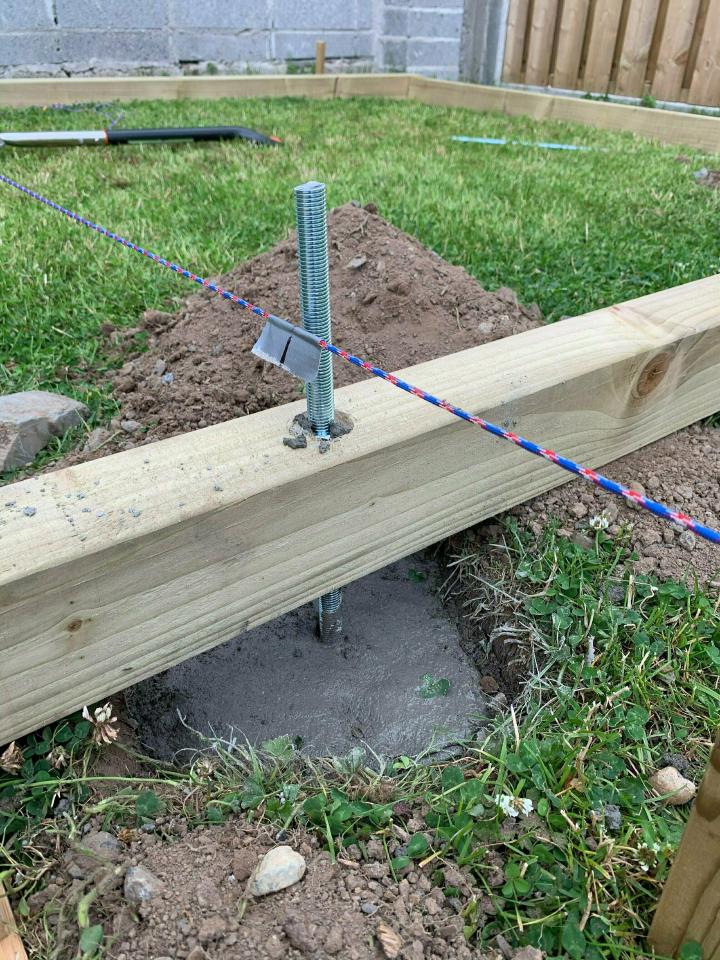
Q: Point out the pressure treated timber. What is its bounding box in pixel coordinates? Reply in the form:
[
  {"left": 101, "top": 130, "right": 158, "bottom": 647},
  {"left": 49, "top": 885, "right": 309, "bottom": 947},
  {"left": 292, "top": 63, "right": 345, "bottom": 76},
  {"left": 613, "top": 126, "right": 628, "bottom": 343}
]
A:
[
  {"left": 408, "top": 76, "right": 720, "bottom": 152},
  {"left": 649, "top": 732, "right": 720, "bottom": 958},
  {"left": 0, "top": 73, "right": 410, "bottom": 109},
  {"left": 2, "top": 275, "right": 720, "bottom": 746},
  {"left": 0, "top": 882, "right": 27, "bottom": 960},
  {"left": 0, "top": 72, "right": 718, "bottom": 152}
]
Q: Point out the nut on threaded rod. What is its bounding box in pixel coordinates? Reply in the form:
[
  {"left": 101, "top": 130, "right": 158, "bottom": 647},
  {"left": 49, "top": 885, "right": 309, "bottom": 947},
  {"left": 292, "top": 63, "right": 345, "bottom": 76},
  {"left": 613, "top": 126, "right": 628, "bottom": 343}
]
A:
[
  {"left": 295, "top": 180, "right": 342, "bottom": 641},
  {"left": 294, "top": 181, "right": 334, "bottom": 440}
]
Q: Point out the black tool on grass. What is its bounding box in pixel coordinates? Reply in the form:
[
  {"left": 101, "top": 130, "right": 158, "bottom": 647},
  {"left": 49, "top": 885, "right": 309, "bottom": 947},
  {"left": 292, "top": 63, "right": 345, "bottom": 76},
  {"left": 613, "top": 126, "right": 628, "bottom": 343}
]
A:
[{"left": 0, "top": 125, "right": 282, "bottom": 149}]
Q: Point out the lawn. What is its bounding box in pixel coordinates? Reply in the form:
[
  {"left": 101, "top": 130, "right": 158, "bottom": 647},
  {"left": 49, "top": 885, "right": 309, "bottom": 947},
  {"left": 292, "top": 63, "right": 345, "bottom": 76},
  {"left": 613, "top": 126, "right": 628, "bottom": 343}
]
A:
[
  {"left": 1, "top": 95, "right": 719, "bottom": 432},
  {"left": 1, "top": 95, "right": 719, "bottom": 958}
]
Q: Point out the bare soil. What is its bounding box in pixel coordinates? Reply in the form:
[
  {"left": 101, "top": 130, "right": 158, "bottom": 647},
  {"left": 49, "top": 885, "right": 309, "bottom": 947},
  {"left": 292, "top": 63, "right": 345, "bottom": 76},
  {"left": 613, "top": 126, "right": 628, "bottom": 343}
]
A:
[
  {"left": 63, "top": 201, "right": 542, "bottom": 464},
  {"left": 37, "top": 819, "right": 501, "bottom": 960},
  {"left": 514, "top": 424, "right": 720, "bottom": 585}
]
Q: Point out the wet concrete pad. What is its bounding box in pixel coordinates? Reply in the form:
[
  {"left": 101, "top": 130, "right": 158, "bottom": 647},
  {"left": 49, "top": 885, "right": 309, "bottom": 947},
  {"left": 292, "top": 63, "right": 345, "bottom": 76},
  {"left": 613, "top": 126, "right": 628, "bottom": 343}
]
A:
[{"left": 126, "top": 557, "right": 487, "bottom": 759}]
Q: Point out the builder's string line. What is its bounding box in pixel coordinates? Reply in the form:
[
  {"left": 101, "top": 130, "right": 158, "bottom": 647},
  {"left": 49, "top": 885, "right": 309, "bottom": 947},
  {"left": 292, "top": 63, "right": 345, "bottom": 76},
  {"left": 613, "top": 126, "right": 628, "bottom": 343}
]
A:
[{"left": 1, "top": 171, "right": 718, "bottom": 545}]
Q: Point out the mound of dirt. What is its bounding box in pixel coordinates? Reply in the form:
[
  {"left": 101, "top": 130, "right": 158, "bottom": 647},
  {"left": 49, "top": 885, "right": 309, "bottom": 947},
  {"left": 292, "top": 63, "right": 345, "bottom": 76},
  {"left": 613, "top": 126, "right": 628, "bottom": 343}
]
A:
[
  {"left": 67, "top": 201, "right": 542, "bottom": 464},
  {"left": 39, "top": 819, "right": 499, "bottom": 960},
  {"left": 515, "top": 424, "right": 720, "bottom": 585}
]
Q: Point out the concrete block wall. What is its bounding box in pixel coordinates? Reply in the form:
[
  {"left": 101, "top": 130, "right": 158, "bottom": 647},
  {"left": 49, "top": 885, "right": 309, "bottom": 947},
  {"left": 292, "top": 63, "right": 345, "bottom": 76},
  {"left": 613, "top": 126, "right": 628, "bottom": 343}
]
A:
[{"left": 0, "top": 0, "right": 476, "bottom": 80}]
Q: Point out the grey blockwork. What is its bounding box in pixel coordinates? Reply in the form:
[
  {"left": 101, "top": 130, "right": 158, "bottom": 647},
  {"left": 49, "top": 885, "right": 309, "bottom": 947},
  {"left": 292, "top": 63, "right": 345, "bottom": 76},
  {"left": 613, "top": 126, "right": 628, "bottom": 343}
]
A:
[
  {"left": 0, "top": 0, "right": 504, "bottom": 81},
  {"left": 459, "top": 0, "right": 511, "bottom": 85}
]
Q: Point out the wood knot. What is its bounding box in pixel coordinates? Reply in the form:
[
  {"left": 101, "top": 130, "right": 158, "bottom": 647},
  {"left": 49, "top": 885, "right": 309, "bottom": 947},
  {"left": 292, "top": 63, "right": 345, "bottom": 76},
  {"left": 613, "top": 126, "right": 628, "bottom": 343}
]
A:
[
  {"left": 636, "top": 352, "right": 671, "bottom": 398},
  {"left": 66, "top": 618, "right": 84, "bottom": 633}
]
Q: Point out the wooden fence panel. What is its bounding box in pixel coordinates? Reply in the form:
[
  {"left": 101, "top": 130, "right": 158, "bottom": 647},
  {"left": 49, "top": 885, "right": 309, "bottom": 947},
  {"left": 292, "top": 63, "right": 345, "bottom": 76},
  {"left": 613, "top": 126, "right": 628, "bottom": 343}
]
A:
[
  {"left": 651, "top": 0, "right": 703, "bottom": 101},
  {"left": 524, "top": 0, "right": 561, "bottom": 84},
  {"left": 688, "top": 0, "right": 720, "bottom": 104},
  {"left": 581, "top": 0, "right": 625, "bottom": 93},
  {"left": 552, "top": 0, "right": 591, "bottom": 87},
  {"left": 614, "top": 0, "right": 662, "bottom": 95},
  {"left": 499, "top": 0, "right": 720, "bottom": 106},
  {"left": 503, "top": 0, "right": 532, "bottom": 81}
]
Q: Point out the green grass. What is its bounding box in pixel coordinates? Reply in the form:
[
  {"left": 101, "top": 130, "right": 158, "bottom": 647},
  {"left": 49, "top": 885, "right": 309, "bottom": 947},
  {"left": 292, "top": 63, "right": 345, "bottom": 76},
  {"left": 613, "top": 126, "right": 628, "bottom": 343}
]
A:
[
  {"left": 0, "top": 95, "right": 718, "bottom": 439},
  {"left": 2, "top": 525, "right": 718, "bottom": 958}
]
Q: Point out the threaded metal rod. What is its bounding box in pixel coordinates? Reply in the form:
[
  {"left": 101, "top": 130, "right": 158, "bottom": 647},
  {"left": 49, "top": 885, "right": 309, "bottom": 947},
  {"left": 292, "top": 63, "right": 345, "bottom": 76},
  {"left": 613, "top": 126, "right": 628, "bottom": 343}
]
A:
[
  {"left": 294, "top": 180, "right": 342, "bottom": 642},
  {"left": 294, "top": 181, "right": 334, "bottom": 439}
]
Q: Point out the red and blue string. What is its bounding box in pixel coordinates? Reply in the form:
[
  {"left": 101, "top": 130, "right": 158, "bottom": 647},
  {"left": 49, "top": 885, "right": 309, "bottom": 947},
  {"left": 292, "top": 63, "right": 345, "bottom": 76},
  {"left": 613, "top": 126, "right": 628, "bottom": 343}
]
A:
[{"left": 1, "top": 171, "right": 717, "bottom": 545}]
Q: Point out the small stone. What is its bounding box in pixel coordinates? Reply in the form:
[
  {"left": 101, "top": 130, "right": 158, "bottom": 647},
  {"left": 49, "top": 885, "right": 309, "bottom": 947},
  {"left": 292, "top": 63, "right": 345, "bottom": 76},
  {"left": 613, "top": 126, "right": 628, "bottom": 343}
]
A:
[
  {"left": 124, "top": 865, "right": 164, "bottom": 903},
  {"left": 22, "top": 506, "right": 36, "bottom": 517},
  {"left": 347, "top": 255, "right": 367, "bottom": 269},
  {"left": 495, "top": 934, "right": 514, "bottom": 959},
  {"left": 248, "top": 846, "right": 306, "bottom": 896},
  {"left": 232, "top": 849, "right": 255, "bottom": 882},
  {"left": 153, "top": 359, "right": 167, "bottom": 376},
  {"left": 603, "top": 804, "right": 622, "bottom": 832},
  {"left": 512, "top": 948, "right": 543, "bottom": 960},
  {"left": 662, "top": 528, "right": 675, "bottom": 544},
  {"left": 570, "top": 502, "right": 588, "bottom": 519},
  {"left": 377, "top": 921, "right": 403, "bottom": 959},
  {"left": 678, "top": 530, "right": 696, "bottom": 551},
  {"left": 479, "top": 674, "right": 499, "bottom": 694},
  {"left": 324, "top": 924, "right": 344, "bottom": 955},
  {"left": 83, "top": 427, "right": 111, "bottom": 453},
  {"left": 361, "top": 901, "right": 379, "bottom": 915},
  {"left": 120, "top": 419, "right": 141, "bottom": 434},
  {"left": 650, "top": 766, "right": 696, "bottom": 805},
  {"left": 186, "top": 948, "right": 209, "bottom": 960},
  {"left": 282, "top": 912, "right": 315, "bottom": 953},
  {"left": 161, "top": 372, "right": 174, "bottom": 385},
  {"left": 0, "top": 390, "right": 89, "bottom": 471},
  {"left": 660, "top": 752, "right": 690, "bottom": 776},
  {"left": 283, "top": 435, "right": 307, "bottom": 450}
]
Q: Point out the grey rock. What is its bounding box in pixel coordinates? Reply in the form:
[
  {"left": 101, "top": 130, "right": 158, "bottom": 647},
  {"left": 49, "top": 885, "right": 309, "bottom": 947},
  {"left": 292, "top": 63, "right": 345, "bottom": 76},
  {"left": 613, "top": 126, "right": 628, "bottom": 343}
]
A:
[
  {"left": 361, "top": 901, "right": 378, "bottom": 915},
  {"left": 64, "top": 830, "right": 123, "bottom": 879},
  {"left": 161, "top": 372, "right": 174, "bottom": 384},
  {"left": 120, "top": 419, "right": 142, "bottom": 434},
  {"left": 661, "top": 752, "right": 690, "bottom": 776},
  {"left": 283, "top": 435, "right": 307, "bottom": 450},
  {"left": 248, "top": 846, "right": 306, "bottom": 896},
  {"left": 603, "top": 804, "right": 622, "bottom": 832},
  {"left": 678, "top": 530, "right": 696, "bottom": 551},
  {"left": 22, "top": 506, "right": 37, "bottom": 517},
  {"left": 124, "top": 865, "right": 164, "bottom": 903},
  {"left": 347, "top": 255, "right": 367, "bottom": 269},
  {"left": 0, "top": 390, "right": 88, "bottom": 471},
  {"left": 153, "top": 359, "right": 167, "bottom": 376}
]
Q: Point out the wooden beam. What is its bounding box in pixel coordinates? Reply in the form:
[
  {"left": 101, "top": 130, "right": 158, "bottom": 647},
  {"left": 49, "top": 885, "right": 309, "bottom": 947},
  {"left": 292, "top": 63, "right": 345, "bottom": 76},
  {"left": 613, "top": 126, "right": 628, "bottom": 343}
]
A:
[
  {"left": 408, "top": 76, "right": 720, "bottom": 151},
  {"left": 315, "top": 40, "right": 326, "bottom": 75},
  {"left": 0, "top": 73, "right": 409, "bottom": 109},
  {"left": 649, "top": 733, "right": 720, "bottom": 957},
  {"left": 1, "top": 276, "right": 720, "bottom": 746},
  {"left": 0, "top": 881, "right": 27, "bottom": 960}
]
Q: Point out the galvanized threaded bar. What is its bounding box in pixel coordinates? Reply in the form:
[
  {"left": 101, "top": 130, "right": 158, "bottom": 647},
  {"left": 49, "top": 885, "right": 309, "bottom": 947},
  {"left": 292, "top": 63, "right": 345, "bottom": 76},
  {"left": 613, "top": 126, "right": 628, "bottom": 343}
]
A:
[
  {"left": 294, "top": 181, "right": 335, "bottom": 439},
  {"left": 294, "top": 180, "right": 342, "bottom": 641}
]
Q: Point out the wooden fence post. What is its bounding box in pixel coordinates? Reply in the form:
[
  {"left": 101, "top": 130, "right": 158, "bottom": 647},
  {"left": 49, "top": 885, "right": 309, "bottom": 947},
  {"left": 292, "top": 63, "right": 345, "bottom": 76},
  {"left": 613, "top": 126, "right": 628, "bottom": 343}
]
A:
[
  {"left": 649, "top": 733, "right": 720, "bottom": 956},
  {"left": 460, "top": 0, "right": 511, "bottom": 84},
  {"left": 315, "top": 40, "right": 326, "bottom": 75}
]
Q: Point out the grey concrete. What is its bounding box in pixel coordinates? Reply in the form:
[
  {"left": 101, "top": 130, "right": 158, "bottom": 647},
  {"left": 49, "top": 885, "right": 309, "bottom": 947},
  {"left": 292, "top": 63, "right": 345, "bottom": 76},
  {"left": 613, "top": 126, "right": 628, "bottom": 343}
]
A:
[
  {"left": 125, "top": 557, "right": 487, "bottom": 761},
  {"left": 0, "top": 0, "right": 470, "bottom": 79},
  {"left": 459, "top": 0, "right": 510, "bottom": 85},
  {"left": 0, "top": 390, "right": 88, "bottom": 472}
]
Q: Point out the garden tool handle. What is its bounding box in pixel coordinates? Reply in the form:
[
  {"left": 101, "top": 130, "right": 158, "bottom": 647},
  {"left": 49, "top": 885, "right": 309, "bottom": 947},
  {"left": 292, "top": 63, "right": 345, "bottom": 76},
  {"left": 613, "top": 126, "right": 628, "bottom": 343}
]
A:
[{"left": 106, "top": 125, "right": 281, "bottom": 145}]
